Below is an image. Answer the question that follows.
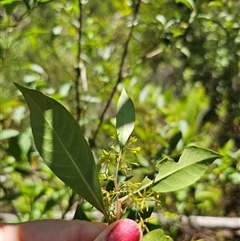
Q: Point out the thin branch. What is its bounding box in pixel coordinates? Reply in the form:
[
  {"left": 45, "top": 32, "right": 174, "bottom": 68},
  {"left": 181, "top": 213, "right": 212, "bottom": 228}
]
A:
[
  {"left": 91, "top": 0, "right": 141, "bottom": 146},
  {"left": 74, "top": 0, "right": 83, "bottom": 122},
  {"left": 0, "top": 4, "right": 38, "bottom": 31},
  {"left": 116, "top": 194, "right": 131, "bottom": 221},
  {"left": 114, "top": 147, "right": 123, "bottom": 221}
]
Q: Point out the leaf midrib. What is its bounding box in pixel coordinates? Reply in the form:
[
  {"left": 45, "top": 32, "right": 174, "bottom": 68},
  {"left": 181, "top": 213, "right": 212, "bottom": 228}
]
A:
[
  {"left": 155, "top": 151, "right": 217, "bottom": 182},
  {"left": 137, "top": 148, "right": 219, "bottom": 192},
  {"left": 24, "top": 90, "right": 103, "bottom": 211}
]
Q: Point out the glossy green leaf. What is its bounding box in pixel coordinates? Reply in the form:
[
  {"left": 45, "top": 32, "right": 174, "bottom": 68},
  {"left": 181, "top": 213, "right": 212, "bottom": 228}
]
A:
[
  {"left": 143, "top": 229, "right": 173, "bottom": 241},
  {"left": 116, "top": 88, "right": 135, "bottom": 145},
  {"left": 138, "top": 146, "right": 222, "bottom": 193},
  {"left": 14, "top": 83, "right": 105, "bottom": 214}
]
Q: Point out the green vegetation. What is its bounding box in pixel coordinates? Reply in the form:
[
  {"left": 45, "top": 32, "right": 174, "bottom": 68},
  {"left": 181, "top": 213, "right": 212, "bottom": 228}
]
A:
[{"left": 1, "top": 0, "right": 239, "bottom": 240}]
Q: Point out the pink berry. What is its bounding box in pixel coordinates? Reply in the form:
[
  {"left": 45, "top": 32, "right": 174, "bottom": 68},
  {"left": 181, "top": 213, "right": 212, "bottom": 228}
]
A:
[{"left": 107, "top": 219, "right": 141, "bottom": 241}]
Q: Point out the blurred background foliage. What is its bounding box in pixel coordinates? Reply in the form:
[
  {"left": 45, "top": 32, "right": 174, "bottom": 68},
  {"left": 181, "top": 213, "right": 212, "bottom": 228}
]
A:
[{"left": 0, "top": 0, "right": 239, "bottom": 240}]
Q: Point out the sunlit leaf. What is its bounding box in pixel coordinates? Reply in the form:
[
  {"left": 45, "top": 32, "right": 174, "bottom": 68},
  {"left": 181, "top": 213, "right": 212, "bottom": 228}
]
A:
[
  {"left": 0, "top": 129, "right": 19, "bottom": 140},
  {"left": 143, "top": 229, "right": 173, "bottom": 241},
  {"left": 138, "top": 146, "right": 222, "bottom": 193},
  {"left": 116, "top": 88, "right": 135, "bottom": 145},
  {"left": 14, "top": 83, "right": 106, "bottom": 214}
]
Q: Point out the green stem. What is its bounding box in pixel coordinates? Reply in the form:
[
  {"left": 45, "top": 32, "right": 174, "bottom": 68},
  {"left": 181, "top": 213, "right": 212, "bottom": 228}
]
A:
[{"left": 114, "top": 146, "right": 123, "bottom": 220}]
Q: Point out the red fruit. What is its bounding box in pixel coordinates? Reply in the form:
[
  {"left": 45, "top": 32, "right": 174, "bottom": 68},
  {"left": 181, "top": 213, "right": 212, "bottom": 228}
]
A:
[{"left": 107, "top": 219, "right": 141, "bottom": 241}]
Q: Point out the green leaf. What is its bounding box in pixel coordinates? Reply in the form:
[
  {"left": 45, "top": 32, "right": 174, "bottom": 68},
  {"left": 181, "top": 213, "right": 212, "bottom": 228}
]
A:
[
  {"left": 143, "top": 229, "right": 173, "bottom": 241},
  {"left": 22, "top": 0, "right": 31, "bottom": 10},
  {"left": 7, "top": 136, "right": 21, "bottom": 161},
  {"left": 116, "top": 88, "right": 135, "bottom": 145},
  {"left": 1, "top": 0, "right": 21, "bottom": 15},
  {"left": 14, "top": 83, "right": 105, "bottom": 214},
  {"left": 73, "top": 203, "right": 91, "bottom": 221},
  {"left": 38, "top": 0, "right": 54, "bottom": 3},
  {"left": 168, "top": 131, "right": 182, "bottom": 153},
  {"left": 175, "top": 0, "right": 196, "bottom": 11},
  {"left": 138, "top": 146, "right": 222, "bottom": 193},
  {"left": 0, "top": 192, "right": 20, "bottom": 201}
]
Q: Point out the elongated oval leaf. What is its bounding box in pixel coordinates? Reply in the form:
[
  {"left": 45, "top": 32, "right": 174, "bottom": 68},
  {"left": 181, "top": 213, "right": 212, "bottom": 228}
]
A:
[
  {"left": 138, "top": 146, "right": 222, "bottom": 193},
  {"left": 14, "top": 83, "right": 105, "bottom": 214},
  {"left": 116, "top": 88, "right": 135, "bottom": 145}
]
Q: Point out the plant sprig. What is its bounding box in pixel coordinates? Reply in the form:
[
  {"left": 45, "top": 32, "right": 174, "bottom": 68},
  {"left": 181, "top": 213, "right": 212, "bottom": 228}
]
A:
[
  {"left": 15, "top": 83, "right": 222, "bottom": 239},
  {"left": 99, "top": 135, "right": 161, "bottom": 226}
]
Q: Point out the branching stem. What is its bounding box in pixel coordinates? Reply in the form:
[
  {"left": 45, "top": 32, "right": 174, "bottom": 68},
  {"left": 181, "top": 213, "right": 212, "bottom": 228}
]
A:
[
  {"left": 114, "top": 145, "right": 135, "bottom": 220},
  {"left": 117, "top": 194, "right": 131, "bottom": 220},
  {"left": 0, "top": 3, "right": 38, "bottom": 30}
]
